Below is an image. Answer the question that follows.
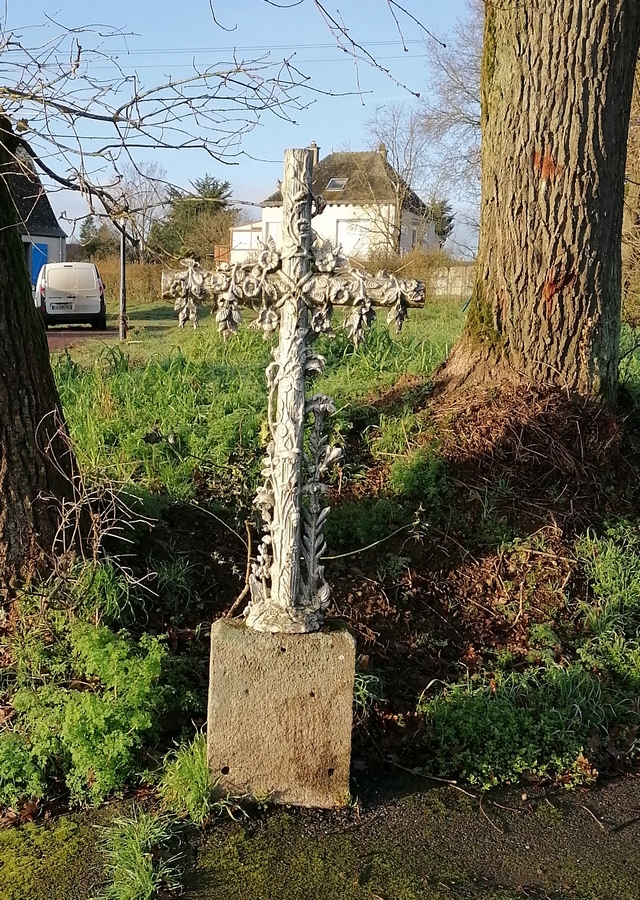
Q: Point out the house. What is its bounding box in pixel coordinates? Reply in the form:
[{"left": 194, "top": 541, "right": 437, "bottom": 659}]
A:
[
  {"left": 230, "top": 143, "right": 437, "bottom": 264},
  {"left": 7, "top": 147, "right": 67, "bottom": 285}
]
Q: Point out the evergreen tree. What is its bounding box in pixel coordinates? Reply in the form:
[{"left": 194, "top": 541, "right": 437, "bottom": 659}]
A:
[
  {"left": 425, "top": 198, "right": 455, "bottom": 247},
  {"left": 148, "top": 176, "right": 234, "bottom": 259}
]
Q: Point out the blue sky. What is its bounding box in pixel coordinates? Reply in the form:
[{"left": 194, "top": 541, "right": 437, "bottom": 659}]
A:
[{"left": 13, "top": 0, "right": 470, "bottom": 237}]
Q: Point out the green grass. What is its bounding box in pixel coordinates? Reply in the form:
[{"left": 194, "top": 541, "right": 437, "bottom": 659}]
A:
[
  {"left": 158, "top": 733, "right": 218, "bottom": 825},
  {"left": 54, "top": 296, "right": 465, "bottom": 502},
  {"left": 96, "top": 810, "right": 181, "bottom": 900}
]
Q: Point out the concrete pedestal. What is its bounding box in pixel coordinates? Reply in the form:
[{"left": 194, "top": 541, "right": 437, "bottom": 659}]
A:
[{"left": 207, "top": 619, "right": 356, "bottom": 808}]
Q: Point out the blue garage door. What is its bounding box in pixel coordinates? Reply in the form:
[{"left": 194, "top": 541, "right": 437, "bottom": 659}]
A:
[{"left": 31, "top": 243, "right": 48, "bottom": 284}]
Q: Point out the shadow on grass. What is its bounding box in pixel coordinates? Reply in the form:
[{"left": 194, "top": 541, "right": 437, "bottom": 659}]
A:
[{"left": 126, "top": 303, "right": 176, "bottom": 322}]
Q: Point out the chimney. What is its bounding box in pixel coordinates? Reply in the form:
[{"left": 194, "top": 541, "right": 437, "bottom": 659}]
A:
[
  {"left": 378, "top": 142, "right": 387, "bottom": 163},
  {"left": 308, "top": 142, "right": 320, "bottom": 165}
]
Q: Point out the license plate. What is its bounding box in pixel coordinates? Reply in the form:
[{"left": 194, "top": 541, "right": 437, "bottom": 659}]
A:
[{"left": 51, "top": 302, "right": 73, "bottom": 310}]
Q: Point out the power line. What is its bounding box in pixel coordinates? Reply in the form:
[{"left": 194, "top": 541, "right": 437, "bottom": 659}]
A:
[
  {"left": 101, "top": 38, "right": 426, "bottom": 56},
  {"left": 84, "top": 52, "right": 424, "bottom": 72}
]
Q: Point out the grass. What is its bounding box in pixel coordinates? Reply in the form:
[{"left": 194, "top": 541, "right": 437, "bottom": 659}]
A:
[
  {"left": 158, "top": 733, "right": 218, "bottom": 825},
  {"left": 96, "top": 810, "right": 181, "bottom": 900},
  {"left": 53, "top": 294, "right": 465, "bottom": 502}
]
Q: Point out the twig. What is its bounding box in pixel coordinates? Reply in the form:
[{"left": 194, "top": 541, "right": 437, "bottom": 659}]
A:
[
  {"left": 479, "top": 797, "right": 504, "bottom": 835},
  {"left": 581, "top": 804, "right": 607, "bottom": 831},
  {"left": 363, "top": 726, "right": 477, "bottom": 799},
  {"left": 226, "top": 519, "right": 253, "bottom": 618}
]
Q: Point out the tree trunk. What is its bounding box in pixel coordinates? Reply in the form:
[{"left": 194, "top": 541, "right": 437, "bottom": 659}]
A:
[
  {"left": 623, "top": 62, "right": 640, "bottom": 322},
  {"left": 0, "top": 131, "right": 75, "bottom": 593},
  {"left": 439, "top": 1, "right": 640, "bottom": 403}
]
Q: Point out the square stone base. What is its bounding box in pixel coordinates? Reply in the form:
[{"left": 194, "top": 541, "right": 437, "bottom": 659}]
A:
[{"left": 207, "top": 619, "right": 356, "bottom": 808}]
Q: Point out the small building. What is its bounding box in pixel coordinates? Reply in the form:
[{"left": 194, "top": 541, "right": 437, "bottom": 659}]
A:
[
  {"left": 7, "top": 147, "right": 67, "bottom": 286},
  {"left": 230, "top": 143, "right": 436, "bottom": 264}
]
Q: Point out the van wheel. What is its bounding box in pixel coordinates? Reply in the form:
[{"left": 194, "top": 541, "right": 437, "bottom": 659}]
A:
[{"left": 92, "top": 318, "right": 107, "bottom": 331}]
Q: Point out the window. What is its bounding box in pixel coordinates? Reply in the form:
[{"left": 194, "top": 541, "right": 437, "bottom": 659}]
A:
[{"left": 326, "top": 177, "right": 348, "bottom": 192}]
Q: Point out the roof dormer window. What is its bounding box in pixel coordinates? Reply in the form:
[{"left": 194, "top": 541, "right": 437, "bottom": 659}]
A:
[{"left": 326, "top": 177, "right": 348, "bottom": 191}]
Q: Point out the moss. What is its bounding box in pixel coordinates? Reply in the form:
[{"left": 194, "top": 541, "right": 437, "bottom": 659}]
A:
[
  {"left": 185, "top": 810, "right": 525, "bottom": 900},
  {"left": 0, "top": 817, "right": 102, "bottom": 900},
  {"left": 184, "top": 785, "right": 640, "bottom": 900},
  {"left": 464, "top": 281, "right": 503, "bottom": 349}
]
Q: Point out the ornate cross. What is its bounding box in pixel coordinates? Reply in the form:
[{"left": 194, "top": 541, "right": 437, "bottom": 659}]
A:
[{"left": 162, "top": 149, "right": 424, "bottom": 633}]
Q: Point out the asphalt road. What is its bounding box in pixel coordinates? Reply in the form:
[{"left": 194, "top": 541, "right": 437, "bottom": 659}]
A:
[{"left": 46, "top": 327, "right": 116, "bottom": 352}]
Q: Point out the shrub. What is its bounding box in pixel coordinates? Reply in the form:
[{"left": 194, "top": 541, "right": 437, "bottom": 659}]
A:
[
  {"left": 5, "top": 625, "right": 168, "bottom": 804},
  {"left": 416, "top": 666, "right": 630, "bottom": 789}
]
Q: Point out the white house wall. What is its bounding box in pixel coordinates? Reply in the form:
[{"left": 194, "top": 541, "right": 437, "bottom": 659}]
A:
[
  {"left": 262, "top": 203, "right": 399, "bottom": 258},
  {"left": 260, "top": 204, "right": 437, "bottom": 260}
]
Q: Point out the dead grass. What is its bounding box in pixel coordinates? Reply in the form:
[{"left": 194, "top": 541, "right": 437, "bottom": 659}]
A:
[{"left": 97, "top": 257, "right": 164, "bottom": 307}]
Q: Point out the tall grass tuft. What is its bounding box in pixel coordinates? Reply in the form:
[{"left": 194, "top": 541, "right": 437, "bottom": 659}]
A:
[{"left": 96, "top": 810, "right": 181, "bottom": 900}]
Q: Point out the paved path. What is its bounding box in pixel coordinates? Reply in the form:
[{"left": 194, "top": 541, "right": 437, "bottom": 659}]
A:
[{"left": 46, "top": 327, "right": 116, "bottom": 352}]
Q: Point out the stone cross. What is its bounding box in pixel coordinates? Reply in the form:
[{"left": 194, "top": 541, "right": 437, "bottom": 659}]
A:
[{"left": 162, "top": 148, "right": 424, "bottom": 633}]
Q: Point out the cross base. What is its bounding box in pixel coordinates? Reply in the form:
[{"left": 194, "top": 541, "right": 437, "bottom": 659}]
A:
[{"left": 207, "top": 619, "right": 356, "bottom": 808}]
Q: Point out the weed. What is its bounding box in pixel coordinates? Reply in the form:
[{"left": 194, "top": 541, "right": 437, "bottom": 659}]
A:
[
  {"left": 377, "top": 553, "right": 411, "bottom": 583},
  {"left": 159, "top": 733, "right": 216, "bottom": 825},
  {"left": 389, "top": 447, "right": 447, "bottom": 505},
  {"left": 353, "top": 668, "right": 385, "bottom": 720},
  {"left": 324, "top": 498, "right": 411, "bottom": 550},
  {"left": 576, "top": 522, "right": 640, "bottom": 688},
  {"left": 1, "top": 620, "right": 169, "bottom": 805},
  {"left": 95, "top": 809, "right": 181, "bottom": 900}
]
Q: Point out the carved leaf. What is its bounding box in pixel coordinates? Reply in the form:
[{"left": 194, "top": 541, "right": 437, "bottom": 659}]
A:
[{"left": 305, "top": 353, "right": 326, "bottom": 378}]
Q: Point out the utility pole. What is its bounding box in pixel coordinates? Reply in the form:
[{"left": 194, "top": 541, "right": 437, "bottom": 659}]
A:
[{"left": 119, "top": 221, "right": 128, "bottom": 341}]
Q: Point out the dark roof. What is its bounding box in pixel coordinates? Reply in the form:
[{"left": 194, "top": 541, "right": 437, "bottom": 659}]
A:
[
  {"left": 5, "top": 147, "right": 67, "bottom": 239},
  {"left": 262, "top": 148, "right": 428, "bottom": 215}
]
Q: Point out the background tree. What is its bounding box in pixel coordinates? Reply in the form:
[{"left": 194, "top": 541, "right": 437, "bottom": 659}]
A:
[
  {"left": 0, "top": 121, "right": 75, "bottom": 591},
  {"left": 69, "top": 215, "right": 119, "bottom": 261},
  {"left": 363, "top": 103, "right": 440, "bottom": 252},
  {"left": 424, "top": 197, "right": 455, "bottom": 247},
  {"left": 118, "top": 161, "right": 169, "bottom": 263},
  {"left": 148, "top": 175, "right": 236, "bottom": 260},
  {"left": 439, "top": 1, "right": 640, "bottom": 403},
  {"left": 422, "top": 0, "right": 483, "bottom": 208}
]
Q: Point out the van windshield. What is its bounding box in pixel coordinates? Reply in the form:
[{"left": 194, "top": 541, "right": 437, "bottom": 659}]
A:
[{"left": 48, "top": 266, "right": 97, "bottom": 291}]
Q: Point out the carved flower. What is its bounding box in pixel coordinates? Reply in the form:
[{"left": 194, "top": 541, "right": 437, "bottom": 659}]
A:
[
  {"left": 309, "top": 306, "right": 334, "bottom": 336},
  {"left": 306, "top": 394, "right": 336, "bottom": 417},
  {"left": 255, "top": 306, "right": 279, "bottom": 335},
  {"left": 319, "top": 444, "right": 342, "bottom": 476},
  {"left": 329, "top": 279, "right": 351, "bottom": 305},
  {"left": 305, "top": 352, "right": 326, "bottom": 377},
  {"left": 215, "top": 296, "right": 242, "bottom": 337},
  {"left": 254, "top": 485, "right": 275, "bottom": 513},
  {"left": 254, "top": 238, "right": 280, "bottom": 273},
  {"left": 398, "top": 277, "right": 424, "bottom": 307},
  {"left": 241, "top": 275, "right": 262, "bottom": 298},
  {"left": 312, "top": 238, "right": 344, "bottom": 274},
  {"left": 387, "top": 301, "right": 408, "bottom": 334}
]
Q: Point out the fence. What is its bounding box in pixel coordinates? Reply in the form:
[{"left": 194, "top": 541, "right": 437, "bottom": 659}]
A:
[{"left": 431, "top": 264, "right": 476, "bottom": 298}]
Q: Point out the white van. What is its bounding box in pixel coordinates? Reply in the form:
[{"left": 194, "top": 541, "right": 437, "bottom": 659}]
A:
[{"left": 35, "top": 262, "right": 107, "bottom": 330}]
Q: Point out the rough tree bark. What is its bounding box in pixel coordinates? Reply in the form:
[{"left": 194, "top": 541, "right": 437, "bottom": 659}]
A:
[
  {"left": 0, "top": 125, "right": 74, "bottom": 593},
  {"left": 439, "top": 1, "right": 640, "bottom": 403},
  {"left": 622, "top": 62, "right": 640, "bottom": 320}
]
